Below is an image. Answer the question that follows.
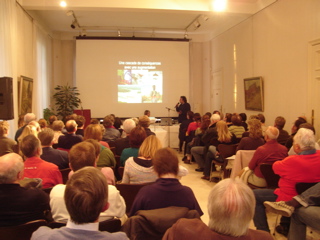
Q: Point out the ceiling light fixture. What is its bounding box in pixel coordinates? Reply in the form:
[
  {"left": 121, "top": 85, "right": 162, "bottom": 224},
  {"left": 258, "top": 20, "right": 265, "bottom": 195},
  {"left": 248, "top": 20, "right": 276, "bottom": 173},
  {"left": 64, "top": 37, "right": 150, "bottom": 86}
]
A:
[
  {"left": 60, "top": 1, "right": 67, "bottom": 7},
  {"left": 118, "top": 30, "right": 121, "bottom": 37},
  {"left": 213, "top": 0, "right": 227, "bottom": 12},
  {"left": 184, "top": 31, "right": 188, "bottom": 39}
]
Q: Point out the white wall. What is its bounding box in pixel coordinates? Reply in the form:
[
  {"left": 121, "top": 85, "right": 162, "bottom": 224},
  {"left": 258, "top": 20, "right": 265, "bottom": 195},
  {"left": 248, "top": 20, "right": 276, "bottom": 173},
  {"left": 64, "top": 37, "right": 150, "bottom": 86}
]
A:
[{"left": 201, "top": 0, "right": 320, "bottom": 132}]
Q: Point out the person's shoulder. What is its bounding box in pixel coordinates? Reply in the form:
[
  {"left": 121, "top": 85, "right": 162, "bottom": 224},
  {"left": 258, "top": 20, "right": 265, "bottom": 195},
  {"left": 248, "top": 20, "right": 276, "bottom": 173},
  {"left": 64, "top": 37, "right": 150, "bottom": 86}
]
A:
[
  {"left": 99, "top": 231, "right": 128, "bottom": 240},
  {"left": 247, "top": 228, "right": 274, "bottom": 239},
  {"left": 31, "top": 226, "right": 57, "bottom": 240}
]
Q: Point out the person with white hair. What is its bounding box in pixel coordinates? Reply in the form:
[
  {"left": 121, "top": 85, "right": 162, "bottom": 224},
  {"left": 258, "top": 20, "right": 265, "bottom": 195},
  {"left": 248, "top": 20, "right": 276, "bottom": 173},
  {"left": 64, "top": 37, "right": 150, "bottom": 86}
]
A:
[
  {"left": 239, "top": 126, "right": 288, "bottom": 188},
  {"left": 114, "top": 119, "right": 136, "bottom": 156},
  {"left": 163, "top": 178, "right": 273, "bottom": 240},
  {"left": 14, "top": 113, "right": 36, "bottom": 141},
  {"left": 253, "top": 128, "right": 320, "bottom": 235}
]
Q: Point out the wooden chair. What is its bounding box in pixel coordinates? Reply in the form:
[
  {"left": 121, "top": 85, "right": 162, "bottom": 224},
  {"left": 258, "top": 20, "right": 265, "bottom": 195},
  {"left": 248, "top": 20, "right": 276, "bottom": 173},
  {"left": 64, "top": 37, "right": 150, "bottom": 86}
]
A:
[
  {"left": 118, "top": 166, "right": 124, "bottom": 179},
  {"left": 260, "top": 163, "right": 280, "bottom": 189},
  {"left": 210, "top": 144, "right": 238, "bottom": 181},
  {"left": 99, "top": 218, "right": 121, "bottom": 232},
  {"left": 60, "top": 168, "right": 71, "bottom": 184},
  {"left": 0, "top": 219, "right": 47, "bottom": 240},
  {"left": 116, "top": 182, "right": 152, "bottom": 214}
]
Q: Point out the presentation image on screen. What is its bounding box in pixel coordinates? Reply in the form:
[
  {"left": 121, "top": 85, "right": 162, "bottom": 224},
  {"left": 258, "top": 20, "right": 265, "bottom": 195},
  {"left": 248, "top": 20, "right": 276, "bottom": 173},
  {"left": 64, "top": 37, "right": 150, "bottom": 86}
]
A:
[
  {"left": 76, "top": 39, "right": 189, "bottom": 117},
  {"left": 118, "top": 67, "right": 163, "bottom": 103}
]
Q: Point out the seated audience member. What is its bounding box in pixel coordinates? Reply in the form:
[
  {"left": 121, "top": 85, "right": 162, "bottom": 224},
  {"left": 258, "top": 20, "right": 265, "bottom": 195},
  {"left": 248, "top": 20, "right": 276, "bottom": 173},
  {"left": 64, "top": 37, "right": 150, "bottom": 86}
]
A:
[
  {"left": 38, "top": 118, "right": 47, "bottom": 131},
  {"left": 86, "top": 138, "right": 116, "bottom": 169},
  {"left": 202, "top": 121, "right": 237, "bottom": 180},
  {"left": 115, "top": 119, "right": 136, "bottom": 156},
  {"left": 21, "top": 134, "right": 62, "bottom": 188},
  {"left": 90, "top": 118, "right": 100, "bottom": 124},
  {"left": 17, "top": 114, "right": 25, "bottom": 128},
  {"left": 253, "top": 128, "right": 320, "bottom": 234},
  {"left": 32, "top": 167, "right": 128, "bottom": 240},
  {"left": 0, "top": 121, "right": 17, "bottom": 156},
  {"left": 50, "top": 142, "right": 125, "bottom": 224},
  {"left": 285, "top": 116, "right": 307, "bottom": 150},
  {"left": 191, "top": 114, "right": 220, "bottom": 172},
  {"left": 113, "top": 117, "right": 123, "bottom": 134},
  {"left": 129, "top": 147, "right": 203, "bottom": 217},
  {"left": 102, "top": 115, "right": 120, "bottom": 142},
  {"left": 240, "top": 112, "right": 248, "bottom": 131},
  {"left": 239, "top": 126, "right": 288, "bottom": 188},
  {"left": 144, "top": 110, "right": 150, "bottom": 117},
  {"left": 75, "top": 115, "right": 86, "bottom": 136},
  {"left": 28, "top": 120, "right": 41, "bottom": 133},
  {"left": 224, "top": 113, "right": 232, "bottom": 126},
  {"left": 178, "top": 111, "right": 193, "bottom": 153},
  {"left": 38, "top": 128, "right": 69, "bottom": 169},
  {"left": 186, "top": 113, "right": 201, "bottom": 136},
  {"left": 122, "top": 135, "right": 161, "bottom": 184},
  {"left": 237, "top": 119, "right": 265, "bottom": 151},
  {"left": 84, "top": 123, "right": 110, "bottom": 148},
  {"left": 52, "top": 120, "right": 65, "bottom": 144},
  {"left": 274, "top": 116, "right": 290, "bottom": 145},
  {"left": 0, "top": 153, "right": 50, "bottom": 227},
  {"left": 15, "top": 112, "right": 36, "bottom": 141},
  {"left": 264, "top": 182, "right": 320, "bottom": 240},
  {"left": 228, "top": 114, "right": 245, "bottom": 139},
  {"left": 163, "top": 178, "right": 273, "bottom": 240},
  {"left": 48, "top": 115, "right": 57, "bottom": 129},
  {"left": 17, "top": 125, "right": 38, "bottom": 155},
  {"left": 120, "top": 126, "right": 147, "bottom": 166},
  {"left": 257, "top": 113, "right": 267, "bottom": 135},
  {"left": 138, "top": 115, "right": 155, "bottom": 136},
  {"left": 57, "top": 120, "right": 83, "bottom": 150}
]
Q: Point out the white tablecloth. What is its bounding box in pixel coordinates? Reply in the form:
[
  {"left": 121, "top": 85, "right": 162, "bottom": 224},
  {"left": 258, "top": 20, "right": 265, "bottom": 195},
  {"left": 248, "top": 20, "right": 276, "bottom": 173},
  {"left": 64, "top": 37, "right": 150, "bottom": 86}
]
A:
[{"left": 151, "top": 124, "right": 179, "bottom": 148}]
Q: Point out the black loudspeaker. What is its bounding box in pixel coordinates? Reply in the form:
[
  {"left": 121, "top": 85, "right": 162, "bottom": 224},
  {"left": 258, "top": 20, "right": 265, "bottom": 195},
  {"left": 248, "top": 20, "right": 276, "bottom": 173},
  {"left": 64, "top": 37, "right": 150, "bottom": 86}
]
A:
[{"left": 0, "top": 77, "right": 14, "bottom": 120}]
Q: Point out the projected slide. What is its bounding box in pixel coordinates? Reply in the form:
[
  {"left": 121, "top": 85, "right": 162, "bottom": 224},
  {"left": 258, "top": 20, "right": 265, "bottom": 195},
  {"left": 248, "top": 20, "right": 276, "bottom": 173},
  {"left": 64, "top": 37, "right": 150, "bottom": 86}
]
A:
[{"left": 117, "top": 61, "right": 163, "bottom": 103}]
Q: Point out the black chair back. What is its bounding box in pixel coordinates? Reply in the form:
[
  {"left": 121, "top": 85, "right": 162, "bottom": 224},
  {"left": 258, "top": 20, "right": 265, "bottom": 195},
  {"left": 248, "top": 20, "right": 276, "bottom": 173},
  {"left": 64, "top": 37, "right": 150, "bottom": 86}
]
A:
[
  {"left": 60, "top": 168, "right": 71, "bottom": 184},
  {"left": 260, "top": 163, "right": 280, "bottom": 189}
]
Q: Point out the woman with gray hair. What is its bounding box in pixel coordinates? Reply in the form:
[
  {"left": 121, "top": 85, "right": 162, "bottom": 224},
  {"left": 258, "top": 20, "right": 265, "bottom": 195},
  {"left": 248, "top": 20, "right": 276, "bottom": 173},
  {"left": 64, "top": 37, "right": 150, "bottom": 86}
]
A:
[
  {"left": 163, "top": 178, "right": 273, "bottom": 240},
  {"left": 163, "top": 178, "right": 273, "bottom": 239}
]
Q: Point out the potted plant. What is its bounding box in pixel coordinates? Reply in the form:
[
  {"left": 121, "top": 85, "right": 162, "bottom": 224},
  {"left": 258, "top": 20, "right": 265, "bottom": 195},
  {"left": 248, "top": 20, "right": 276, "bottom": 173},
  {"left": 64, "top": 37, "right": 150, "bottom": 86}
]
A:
[{"left": 53, "top": 85, "right": 81, "bottom": 121}]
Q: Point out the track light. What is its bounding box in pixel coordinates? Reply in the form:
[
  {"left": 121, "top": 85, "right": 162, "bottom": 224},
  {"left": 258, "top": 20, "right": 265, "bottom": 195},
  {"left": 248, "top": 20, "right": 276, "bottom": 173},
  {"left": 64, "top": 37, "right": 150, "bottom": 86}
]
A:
[
  {"left": 118, "top": 30, "right": 121, "bottom": 37},
  {"left": 71, "top": 19, "right": 77, "bottom": 29},
  {"left": 184, "top": 31, "right": 188, "bottom": 39}
]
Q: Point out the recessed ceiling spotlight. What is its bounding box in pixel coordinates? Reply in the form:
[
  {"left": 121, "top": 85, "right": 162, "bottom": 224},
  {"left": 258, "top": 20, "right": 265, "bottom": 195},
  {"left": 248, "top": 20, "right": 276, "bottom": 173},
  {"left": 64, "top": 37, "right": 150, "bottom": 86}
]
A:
[
  {"left": 60, "top": 1, "right": 67, "bottom": 7},
  {"left": 213, "top": 0, "right": 227, "bottom": 12}
]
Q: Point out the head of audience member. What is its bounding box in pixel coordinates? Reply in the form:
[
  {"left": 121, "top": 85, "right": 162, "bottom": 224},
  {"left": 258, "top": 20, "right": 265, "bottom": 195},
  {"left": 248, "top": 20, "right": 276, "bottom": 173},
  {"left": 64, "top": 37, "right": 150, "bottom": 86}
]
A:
[
  {"left": 131, "top": 117, "right": 139, "bottom": 125},
  {"left": 0, "top": 153, "right": 24, "bottom": 184},
  {"left": 102, "top": 115, "right": 114, "bottom": 128},
  {"left": 65, "top": 120, "right": 77, "bottom": 134},
  {"left": 249, "top": 114, "right": 260, "bottom": 120},
  {"left": 52, "top": 120, "right": 65, "bottom": 132},
  {"left": 38, "top": 119, "right": 47, "bottom": 130},
  {"left": 247, "top": 119, "right": 263, "bottom": 139},
  {"left": 76, "top": 115, "right": 86, "bottom": 129},
  {"left": 299, "top": 123, "right": 316, "bottom": 134},
  {"left": 213, "top": 110, "right": 221, "bottom": 116},
  {"left": 113, "top": 117, "right": 122, "bottom": 129},
  {"left": 20, "top": 134, "right": 42, "bottom": 158},
  {"left": 153, "top": 147, "right": 179, "bottom": 178},
  {"left": 129, "top": 126, "right": 147, "bottom": 148},
  {"left": 231, "top": 114, "right": 242, "bottom": 126},
  {"left": 264, "top": 126, "right": 279, "bottom": 141},
  {"left": 186, "top": 111, "right": 194, "bottom": 120},
  {"left": 257, "top": 113, "right": 265, "bottom": 124},
  {"left": 216, "top": 121, "right": 232, "bottom": 143},
  {"left": 64, "top": 167, "right": 109, "bottom": 224},
  {"left": 84, "top": 124, "right": 103, "bottom": 141},
  {"left": 69, "top": 142, "right": 96, "bottom": 172},
  {"left": 48, "top": 115, "right": 57, "bottom": 127},
  {"left": 239, "top": 113, "right": 247, "bottom": 122},
  {"left": 65, "top": 114, "right": 77, "bottom": 123},
  {"left": 122, "top": 119, "right": 136, "bottom": 136},
  {"left": 138, "top": 135, "right": 162, "bottom": 160},
  {"left": 138, "top": 115, "right": 151, "bottom": 129},
  {"left": 274, "top": 116, "right": 286, "bottom": 130},
  {"left": 18, "top": 125, "right": 38, "bottom": 143},
  {"left": 180, "top": 96, "right": 187, "bottom": 104},
  {"left": 193, "top": 113, "right": 201, "bottom": 123},
  {"left": 207, "top": 178, "right": 255, "bottom": 237},
  {"left": 38, "top": 128, "right": 55, "bottom": 147},
  {"left": 210, "top": 114, "right": 221, "bottom": 125},
  {"left": 24, "top": 113, "right": 36, "bottom": 125},
  {"left": 90, "top": 118, "right": 100, "bottom": 124},
  {"left": 199, "top": 116, "right": 211, "bottom": 133},
  {"left": 144, "top": 110, "right": 151, "bottom": 117},
  {"left": 28, "top": 120, "right": 41, "bottom": 133},
  {"left": 205, "top": 112, "right": 212, "bottom": 118},
  {"left": 0, "top": 121, "right": 10, "bottom": 137},
  {"left": 292, "top": 117, "right": 307, "bottom": 134},
  {"left": 18, "top": 114, "right": 25, "bottom": 128},
  {"left": 293, "top": 128, "right": 315, "bottom": 154},
  {"left": 225, "top": 113, "right": 232, "bottom": 123}
]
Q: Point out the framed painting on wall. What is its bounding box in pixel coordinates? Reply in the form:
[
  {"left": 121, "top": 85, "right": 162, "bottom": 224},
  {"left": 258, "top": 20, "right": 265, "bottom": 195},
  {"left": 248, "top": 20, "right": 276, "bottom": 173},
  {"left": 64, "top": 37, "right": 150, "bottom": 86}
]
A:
[
  {"left": 19, "top": 76, "right": 33, "bottom": 115},
  {"left": 244, "top": 76, "right": 264, "bottom": 111}
]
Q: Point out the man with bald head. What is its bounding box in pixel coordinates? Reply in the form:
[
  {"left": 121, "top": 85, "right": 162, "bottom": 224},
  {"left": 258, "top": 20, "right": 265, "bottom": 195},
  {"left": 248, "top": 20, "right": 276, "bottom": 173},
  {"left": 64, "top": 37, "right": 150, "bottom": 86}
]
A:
[
  {"left": 0, "top": 153, "right": 49, "bottom": 227},
  {"left": 240, "top": 126, "right": 288, "bottom": 188},
  {"left": 57, "top": 120, "right": 83, "bottom": 150}
]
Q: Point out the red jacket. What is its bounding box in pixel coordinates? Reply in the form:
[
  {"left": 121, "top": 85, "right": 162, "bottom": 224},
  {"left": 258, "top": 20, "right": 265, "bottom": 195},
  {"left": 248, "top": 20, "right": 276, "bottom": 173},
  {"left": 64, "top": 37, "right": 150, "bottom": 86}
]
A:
[{"left": 23, "top": 156, "right": 63, "bottom": 188}]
